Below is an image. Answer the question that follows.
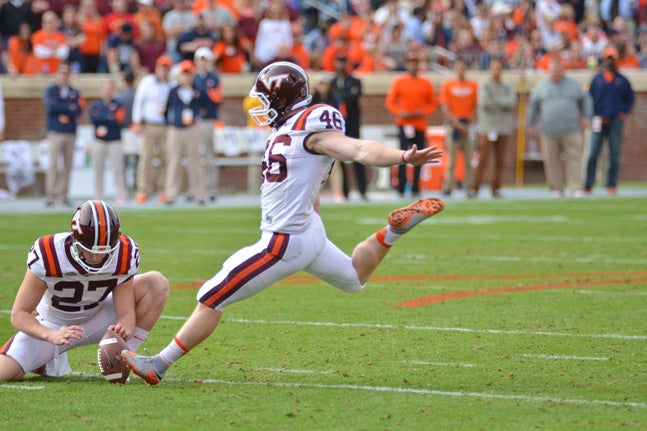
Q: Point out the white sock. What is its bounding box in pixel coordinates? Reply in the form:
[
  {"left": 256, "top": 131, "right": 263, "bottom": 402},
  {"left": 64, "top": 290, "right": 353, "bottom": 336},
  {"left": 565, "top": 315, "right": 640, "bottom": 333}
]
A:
[
  {"left": 383, "top": 225, "right": 404, "bottom": 246},
  {"left": 126, "top": 327, "right": 149, "bottom": 351},
  {"left": 158, "top": 337, "right": 190, "bottom": 368}
]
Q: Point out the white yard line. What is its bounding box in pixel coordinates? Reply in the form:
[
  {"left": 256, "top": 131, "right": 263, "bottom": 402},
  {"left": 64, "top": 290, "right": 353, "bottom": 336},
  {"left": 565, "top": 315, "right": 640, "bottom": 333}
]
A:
[
  {"left": 249, "top": 367, "right": 336, "bottom": 375},
  {"left": 1, "top": 310, "right": 645, "bottom": 340},
  {"left": 523, "top": 354, "right": 609, "bottom": 361},
  {"left": 402, "top": 360, "right": 475, "bottom": 367},
  {"left": 158, "top": 377, "right": 645, "bottom": 410},
  {"left": 13, "top": 372, "right": 646, "bottom": 410},
  {"left": 212, "top": 317, "right": 647, "bottom": 341},
  {"left": 0, "top": 384, "right": 45, "bottom": 390}
]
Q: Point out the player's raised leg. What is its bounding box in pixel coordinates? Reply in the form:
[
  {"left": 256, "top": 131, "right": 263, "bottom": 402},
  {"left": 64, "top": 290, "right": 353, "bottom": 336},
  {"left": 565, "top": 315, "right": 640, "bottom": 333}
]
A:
[{"left": 353, "top": 198, "right": 445, "bottom": 284}]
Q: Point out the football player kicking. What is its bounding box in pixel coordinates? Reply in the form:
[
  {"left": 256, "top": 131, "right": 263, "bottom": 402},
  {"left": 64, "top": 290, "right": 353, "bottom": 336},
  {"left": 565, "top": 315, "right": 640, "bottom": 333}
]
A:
[
  {"left": 122, "top": 62, "right": 445, "bottom": 385},
  {"left": 0, "top": 200, "right": 169, "bottom": 382}
]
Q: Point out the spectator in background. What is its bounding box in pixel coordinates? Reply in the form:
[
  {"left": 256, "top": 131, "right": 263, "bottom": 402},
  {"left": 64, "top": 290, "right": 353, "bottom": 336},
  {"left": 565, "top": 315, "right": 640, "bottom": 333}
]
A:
[
  {"left": 468, "top": 57, "right": 516, "bottom": 199},
  {"left": 116, "top": 71, "right": 138, "bottom": 193},
  {"left": 600, "top": 0, "right": 636, "bottom": 36},
  {"left": 615, "top": 40, "right": 640, "bottom": 69},
  {"left": 638, "top": 32, "right": 647, "bottom": 68},
  {"left": 0, "top": 0, "right": 33, "bottom": 47},
  {"left": 253, "top": 0, "right": 292, "bottom": 69},
  {"left": 164, "top": 60, "right": 209, "bottom": 206},
  {"left": 374, "top": 0, "right": 409, "bottom": 36},
  {"left": 32, "top": 11, "right": 70, "bottom": 74},
  {"left": 132, "top": 55, "right": 174, "bottom": 204},
  {"left": 381, "top": 23, "right": 407, "bottom": 71},
  {"left": 107, "top": 22, "right": 137, "bottom": 74},
  {"left": 321, "top": 35, "right": 350, "bottom": 71},
  {"left": 527, "top": 59, "right": 592, "bottom": 198},
  {"left": 134, "top": 19, "right": 166, "bottom": 74},
  {"left": 212, "top": 23, "right": 251, "bottom": 73},
  {"left": 78, "top": 0, "right": 107, "bottom": 73},
  {"left": 236, "top": 0, "right": 260, "bottom": 44},
  {"left": 291, "top": 19, "right": 311, "bottom": 69},
  {"left": 162, "top": 0, "right": 197, "bottom": 62},
  {"left": 192, "top": 47, "right": 222, "bottom": 201},
  {"left": 385, "top": 53, "right": 437, "bottom": 197},
  {"left": 439, "top": 57, "right": 478, "bottom": 197},
  {"left": 584, "top": 47, "right": 635, "bottom": 196},
  {"left": 580, "top": 21, "right": 608, "bottom": 66},
  {"left": 104, "top": 0, "right": 136, "bottom": 37},
  {"left": 61, "top": 5, "right": 86, "bottom": 74},
  {"left": 6, "top": 22, "right": 38, "bottom": 75},
  {"left": 176, "top": 12, "right": 217, "bottom": 61},
  {"left": 426, "top": 11, "right": 451, "bottom": 49},
  {"left": 43, "top": 62, "right": 84, "bottom": 207},
  {"left": 0, "top": 82, "right": 4, "bottom": 141},
  {"left": 330, "top": 53, "right": 367, "bottom": 201},
  {"left": 404, "top": 6, "right": 427, "bottom": 46},
  {"left": 200, "top": 0, "right": 237, "bottom": 38},
  {"left": 134, "top": 0, "right": 164, "bottom": 41},
  {"left": 115, "top": 71, "right": 136, "bottom": 128},
  {"left": 89, "top": 79, "right": 128, "bottom": 205}
]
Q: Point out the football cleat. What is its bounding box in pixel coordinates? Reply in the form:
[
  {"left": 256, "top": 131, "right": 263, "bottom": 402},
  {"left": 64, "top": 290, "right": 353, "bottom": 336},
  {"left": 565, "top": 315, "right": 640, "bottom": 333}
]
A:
[
  {"left": 388, "top": 198, "right": 445, "bottom": 234},
  {"left": 120, "top": 350, "right": 165, "bottom": 385}
]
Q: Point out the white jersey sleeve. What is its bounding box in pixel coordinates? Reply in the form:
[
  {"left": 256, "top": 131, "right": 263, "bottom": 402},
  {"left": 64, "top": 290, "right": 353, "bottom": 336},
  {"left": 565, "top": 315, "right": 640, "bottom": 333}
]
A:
[
  {"left": 259, "top": 104, "right": 345, "bottom": 234},
  {"left": 28, "top": 233, "right": 140, "bottom": 325}
]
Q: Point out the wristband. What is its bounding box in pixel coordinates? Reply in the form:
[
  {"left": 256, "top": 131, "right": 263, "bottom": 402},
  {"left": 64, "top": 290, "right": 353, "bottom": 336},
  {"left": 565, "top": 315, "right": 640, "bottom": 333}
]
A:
[{"left": 401, "top": 152, "right": 407, "bottom": 165}]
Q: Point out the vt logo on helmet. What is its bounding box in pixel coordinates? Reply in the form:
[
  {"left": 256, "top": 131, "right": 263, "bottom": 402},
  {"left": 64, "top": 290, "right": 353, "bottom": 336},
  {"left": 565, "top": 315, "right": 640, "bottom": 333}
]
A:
[
  {"left": 70, "top": 200, "right": 121, "bottom": 273},
  {"left": 249, "top": 61, "right": 312, "bottom": 128}
]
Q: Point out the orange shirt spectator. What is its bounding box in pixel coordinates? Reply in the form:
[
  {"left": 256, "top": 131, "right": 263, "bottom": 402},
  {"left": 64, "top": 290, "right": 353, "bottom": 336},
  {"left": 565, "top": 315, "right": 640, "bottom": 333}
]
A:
[
  {"left": 212, "top": 24, "right": 251, "bottom": 73},
  {"left": 616, "top": 42, "right": 641, "bottom": 69},
  {"left": 291, "top": 40, "right": 310, "bottom": 69},
  {"left": 104, "top": 0, "right": 136, "bottom": 36},
  {"left": 78, "top": 9, "right": 107, "bottom": 57},
  {"left": 328, "top": 14, "right": 356, "bottom": 43},
  {"left": 7, "top": 24, "right": 39, "bottom": 75},
  {"left": 134, "top": 0, "right": 164, "bottom": 40},
  {"left": 355, "top": 48, "right": 389, "bottom": 72},
  {"left": 439, "top": 76, "right": 478, "bottom": 121},
  {"left": 385, "top": 58, "right": 437, "bottom": 131},
  {"left": 617, "top": 55, "right": 640, "bottom": 69},
  {"left": 536, "top": 52, "right": 565, "bottom": 70},
  {"left": 32, "top": 11, "right": 70, "bottom": 74},
  {"left": 321, "top": 36, "right": 350, "bottom": 71}
]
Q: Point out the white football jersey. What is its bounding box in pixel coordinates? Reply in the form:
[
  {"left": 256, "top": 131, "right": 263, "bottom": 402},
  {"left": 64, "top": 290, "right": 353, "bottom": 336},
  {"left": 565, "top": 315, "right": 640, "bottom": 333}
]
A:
[
  {"left": 260, "top": 103, "right": 346, "bottom": 234},
  {"left": 27, "top": 232, "right": 140, "bottom": 325}
]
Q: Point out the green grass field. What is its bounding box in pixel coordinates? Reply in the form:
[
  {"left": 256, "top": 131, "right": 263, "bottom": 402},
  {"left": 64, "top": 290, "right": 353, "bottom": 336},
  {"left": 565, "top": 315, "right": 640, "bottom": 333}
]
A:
[{"left": 1, "top": 195, "right": 646, "bottom": 430}]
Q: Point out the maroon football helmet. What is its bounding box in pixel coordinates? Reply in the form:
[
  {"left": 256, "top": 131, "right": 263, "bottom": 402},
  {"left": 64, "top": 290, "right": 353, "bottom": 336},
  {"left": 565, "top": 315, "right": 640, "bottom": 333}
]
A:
[
  {"left": 248, "top": 61, "right": 312, "bottom": 127},
  {"left": 70, "top": 200, "right": 121, "bottom": 273}
]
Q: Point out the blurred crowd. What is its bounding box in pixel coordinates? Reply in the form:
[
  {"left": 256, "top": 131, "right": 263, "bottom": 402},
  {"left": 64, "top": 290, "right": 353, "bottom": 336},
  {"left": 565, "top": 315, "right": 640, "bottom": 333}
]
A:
[{"left": 2, "top": 0, "right": 647, "bottom": 77}]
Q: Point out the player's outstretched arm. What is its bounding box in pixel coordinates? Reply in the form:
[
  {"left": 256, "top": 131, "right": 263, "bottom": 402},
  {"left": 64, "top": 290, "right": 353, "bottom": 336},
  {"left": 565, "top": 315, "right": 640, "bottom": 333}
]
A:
[{"left": 308, "top": 130, "right": 442, "bottom": 167}]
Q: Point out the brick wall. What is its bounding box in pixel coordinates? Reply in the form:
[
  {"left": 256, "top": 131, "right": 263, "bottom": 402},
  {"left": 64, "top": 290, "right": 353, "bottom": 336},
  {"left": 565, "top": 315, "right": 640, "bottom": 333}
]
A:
[{"left": 7, "top": 94, "right": 645, "bottom": 187}]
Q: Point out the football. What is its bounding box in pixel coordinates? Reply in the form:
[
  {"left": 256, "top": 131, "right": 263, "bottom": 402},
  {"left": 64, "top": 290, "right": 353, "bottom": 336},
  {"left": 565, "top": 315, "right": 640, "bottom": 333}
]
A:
[{"left": 97, "top": 329, "right": 130, "bottom": 384}]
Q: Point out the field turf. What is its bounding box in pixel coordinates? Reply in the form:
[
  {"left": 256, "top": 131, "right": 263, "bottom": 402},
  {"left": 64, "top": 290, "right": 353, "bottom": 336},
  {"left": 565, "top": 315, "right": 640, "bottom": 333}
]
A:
[{"left": 0, "top": 194, "right": 645, "bottom": 430}]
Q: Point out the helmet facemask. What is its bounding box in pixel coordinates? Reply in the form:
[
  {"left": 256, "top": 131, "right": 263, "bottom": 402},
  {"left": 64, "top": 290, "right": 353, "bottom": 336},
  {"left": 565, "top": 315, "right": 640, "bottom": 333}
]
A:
[
  {"left": 70, "top": 239, "right": 119, "bottom": 274},
  {"left": 248, "top": 89, "right": 279, "bottom": 127},
  {"left": 248, "top": 61, "right": 312, "bottom": 128}
]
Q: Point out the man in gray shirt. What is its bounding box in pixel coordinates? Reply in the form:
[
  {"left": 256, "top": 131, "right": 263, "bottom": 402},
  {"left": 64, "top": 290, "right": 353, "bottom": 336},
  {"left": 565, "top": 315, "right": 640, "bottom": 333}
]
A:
[
  {"left": 469, "top": 57, "right": 516, "bottom": 199},
  {"left": 527, "top": 59, "right": 592, "bottom": 198}
]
